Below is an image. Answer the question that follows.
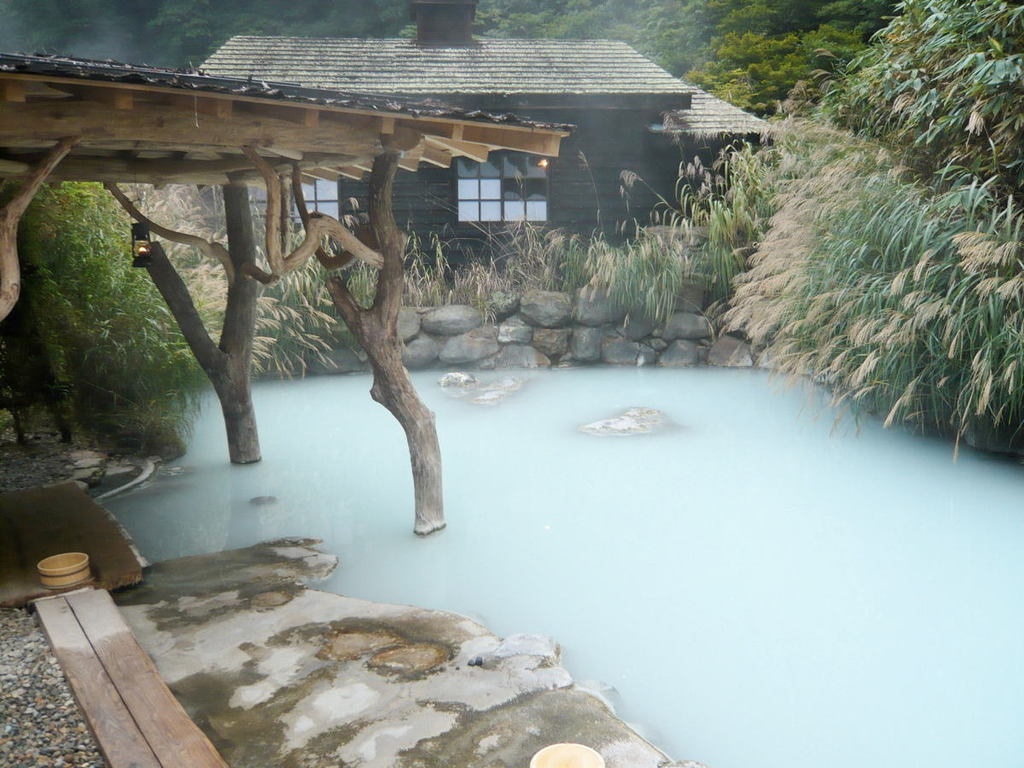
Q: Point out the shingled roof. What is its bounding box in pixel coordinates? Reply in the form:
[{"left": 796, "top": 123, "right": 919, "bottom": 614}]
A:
[
  {"left": 203, "top": 37, "right": 692, "bottom": 97},
  {"left": 664, "top": 85, "right": 769, "bottom": 138}
]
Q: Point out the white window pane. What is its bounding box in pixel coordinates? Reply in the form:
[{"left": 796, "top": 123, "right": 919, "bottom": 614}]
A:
[
  {"left": 315, "top": 179, "right": 337, "bottom": 200},
  {"left": 458, "top": 201, "right": 479, "bottom": 221},
  {"left": 480, "top": 201, "right": 502, "bottom": 221},
  {"left": 479, "top": 159, "right": 500, "bottom": 177},
  {"left": 301, "top": 183, "right": 315, "bottom": 200},
  {"left": 480, "top": 179, "right": 502, "bottom": 199},
  {"left": 526, "top": 200, "right": 548, "bottom": 221},
  {"left": 504, "top": 201, "right": 526, "bottom": 221},
  {"left": 317, "top": 201, "right": 339, "bottom": 219},
  {"left": 458, "top": 179, "right": 479, "bottom": 200}
]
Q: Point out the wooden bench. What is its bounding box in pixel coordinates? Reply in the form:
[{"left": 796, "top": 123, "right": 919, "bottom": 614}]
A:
[{"left": 34, "top": 589, "right": 227, "bottom": 768}]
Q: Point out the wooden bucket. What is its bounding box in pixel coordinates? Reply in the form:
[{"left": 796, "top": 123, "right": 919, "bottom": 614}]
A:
[{"left": 37, "top": 552, "right": 91, "bottom": 589}]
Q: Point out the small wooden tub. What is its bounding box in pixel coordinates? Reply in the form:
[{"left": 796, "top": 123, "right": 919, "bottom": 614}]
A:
[
  {"left": 530, "top": 743, "right": 605, "bottom": 768},
  {"left": 37, "top": 552, "right": 91, "bottom": 589}
]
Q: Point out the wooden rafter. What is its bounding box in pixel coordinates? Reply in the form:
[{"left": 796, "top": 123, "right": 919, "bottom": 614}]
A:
[
  {"left": 0, "top": 65, "right": 567, "bottom": 189},
  {"left": 423, "top": 135, "right": 491, "bottom": 162}
]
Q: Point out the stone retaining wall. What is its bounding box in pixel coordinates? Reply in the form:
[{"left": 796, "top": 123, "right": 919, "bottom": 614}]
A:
[{"left": 310, "top": 288, "right": 754, "bottom": 374}]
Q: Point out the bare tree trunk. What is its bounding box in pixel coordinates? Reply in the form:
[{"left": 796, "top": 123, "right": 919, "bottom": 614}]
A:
[
  {"left": 326, "top": 151, "right": 445, "bottom": 535},
  {"left": 219, "top": 184, "right": 261, "bottom": 463},
  {"left": 369, "top": 340, "right": 445, "bottom": 535},
  {"left": 116, "top": 183, "right": 261, "bottom": 464},
  {"left": 210, "top": 354, "right": 260, "bottom": 464}
]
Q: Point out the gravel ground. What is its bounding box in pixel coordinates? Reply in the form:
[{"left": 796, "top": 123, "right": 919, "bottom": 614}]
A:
[
  {"left": 0, "top": 608, "right": 105, "bottom": 767},
  {"left": 0, "top": 436, "right": 82, "bottom": 495},
  {"left": 1, "top": 435, "right": 109, "bottom": 767}
]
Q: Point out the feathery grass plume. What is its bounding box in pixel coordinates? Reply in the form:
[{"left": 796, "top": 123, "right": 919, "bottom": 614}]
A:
[
  {"left": 727, "top": 120, "right": 1024, "bottom": 445},
  {"left": 584, "top": 231, "right": 691, "bottom": 325},
  {"left": 252, "top": 263, "right": 343, "bottom": 378}
]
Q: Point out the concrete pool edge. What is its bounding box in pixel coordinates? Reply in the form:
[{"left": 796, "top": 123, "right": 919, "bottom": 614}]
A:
[{"left": 113, "top": 538, "right": 701, "bottom": 768}]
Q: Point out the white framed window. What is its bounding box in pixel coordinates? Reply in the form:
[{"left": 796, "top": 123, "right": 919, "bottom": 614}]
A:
[
  {"left": 295, "top": 178, "right": 340, "bottom": 219},
  {"left": 456, "top": 152, "right": 549, "bottom": 223}
]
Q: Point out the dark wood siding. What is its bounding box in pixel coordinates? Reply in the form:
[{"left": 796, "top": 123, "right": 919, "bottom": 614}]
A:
[{"left": 335, "top": 96, "right": 738, "bottom": 256}]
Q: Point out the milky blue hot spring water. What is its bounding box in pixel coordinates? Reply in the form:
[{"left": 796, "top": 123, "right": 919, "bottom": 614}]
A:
[{"left": 104, "top": 367, "right": 1024, "bottom": 768}]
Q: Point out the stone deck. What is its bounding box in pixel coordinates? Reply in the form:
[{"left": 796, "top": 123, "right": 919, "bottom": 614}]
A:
[{"left": 113, "top": 540, "right": 691, "bottom": 768}]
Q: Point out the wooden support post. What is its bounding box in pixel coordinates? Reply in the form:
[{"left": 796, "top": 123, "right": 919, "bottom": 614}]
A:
[{"left": 326, "top": 150, "right": 445, "bottom": 536}]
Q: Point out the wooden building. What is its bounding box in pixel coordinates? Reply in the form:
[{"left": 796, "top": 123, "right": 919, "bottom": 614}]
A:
[{"left": 203, "top": 0, "right": 765, "bottom": 252}]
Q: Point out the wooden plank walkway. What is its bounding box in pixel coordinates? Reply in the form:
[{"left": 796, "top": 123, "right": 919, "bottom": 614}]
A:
[{"left": 34, "top": 589, "right": 228, "bottom": 768}]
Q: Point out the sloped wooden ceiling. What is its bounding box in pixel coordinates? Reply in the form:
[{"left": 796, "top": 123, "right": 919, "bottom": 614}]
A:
[{"left": 0, "top": 54, "right": 569, "bottom": 187}]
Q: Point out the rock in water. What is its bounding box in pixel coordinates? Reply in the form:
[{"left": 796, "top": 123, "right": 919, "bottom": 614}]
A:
[
  {"left": 438, "top": 372, "right": 478, "bottom": 388},
  {"left": 580, "top": 407, "right": 665, "bottom": 436}
]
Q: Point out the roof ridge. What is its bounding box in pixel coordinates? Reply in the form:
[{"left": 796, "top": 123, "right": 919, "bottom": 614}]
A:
[{"left": 219, "top": 35, "right": 642, "bottom": 45}]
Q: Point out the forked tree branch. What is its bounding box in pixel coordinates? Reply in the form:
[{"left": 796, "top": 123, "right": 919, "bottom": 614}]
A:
[
  {"left": 242, "top": 146, "right": 383, "bottom": 280},
  {"left": 105, "top": 183, "right": 235, "bottom": 283},
  {"left": 291, "top": 164, "right": 355, "bottom": 271}
]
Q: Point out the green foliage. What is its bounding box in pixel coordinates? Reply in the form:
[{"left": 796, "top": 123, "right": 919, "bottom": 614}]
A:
[
  {"left": 685, "top": 0, "right": 893, "bottom": 114},
  {"left": 4, "top": 182, "right": 204, "bottom": 454},
  {"left": 824, "top": 0, "right": 1024, "bottom": 196},
  {"left": 584, "top": 234, "right": 690, "bottom": 324},
  {"left": 727, "top": 121, "right": 1024, "bottom": 443},
  {"left": 476, "top": 0, "right": 709, "bottom": 75}
]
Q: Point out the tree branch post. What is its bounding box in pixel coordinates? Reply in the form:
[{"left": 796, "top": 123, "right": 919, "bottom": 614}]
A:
[
  {"left": 107, "top": 183, "right": 262, "bottom": 465},
  {"left": 326, "top": 151, "right": 445, "bottom": 535}
]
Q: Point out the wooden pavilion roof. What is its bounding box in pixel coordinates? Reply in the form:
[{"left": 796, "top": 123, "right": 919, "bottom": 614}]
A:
[{"left": 0, "top": 53, "right": 570, "bottom": 186}]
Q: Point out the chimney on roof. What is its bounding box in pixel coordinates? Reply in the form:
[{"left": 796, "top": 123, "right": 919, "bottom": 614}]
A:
[{"left": 411, "top": 0, "right": 478, "bottom": 46}]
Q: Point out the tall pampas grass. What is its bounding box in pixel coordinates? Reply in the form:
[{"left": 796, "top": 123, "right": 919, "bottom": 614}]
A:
[{"left": 727, "top": 120, "right": 1024, "bottom": 444}]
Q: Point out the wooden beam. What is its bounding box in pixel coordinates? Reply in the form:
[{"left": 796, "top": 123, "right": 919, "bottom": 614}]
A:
[
  {"left": 44, "top": 155, "right": 243, "bottom": 185},
  {"left": 421, "top": 145, "right": 453, "bottom": 168},
  {"left": 0, "top": 72, "right": 569, "bottom": 154},
  {"left": 460, "top": 124, "right": 563, "bottom": 156},
  {"left": 380, "top": 116, "right": 396, "bottom": 135},
  {"left": 338, "top": 167, "right": 366, "bottom": 180},
  {"left": 424, "top": 135, "right": 490, "bottom": 162},
  {"left": 397, "top": 156, "right": 420, "bottom": 172},
  {"left": 263, "top": 146, "right": 304, "bottom": 161},
  {"left": 0, "top": 100, "right": 383, "bottom": 157},
  {"left": 0, "top": 158, "right": 30, "bottom": 174},
  {"left": 166, "top": 95, "right": 233, "bottom": 119},
  {"left": 1, "top": 81, "right": 26, "bottom": 103},
  {"left": 111, "top": 91, "right": 134, "bottom": 110},
  {"left": 303, "top": 168, "right": 342, "bottom": 181}
]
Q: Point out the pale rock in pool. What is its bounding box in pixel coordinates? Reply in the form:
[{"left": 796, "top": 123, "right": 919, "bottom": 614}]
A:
[
  {"left": 438, "top": 371, "right": 478, "bottom": 388},
  {"left": 579, "top": 407, "right": 665, "bottom": 436}
]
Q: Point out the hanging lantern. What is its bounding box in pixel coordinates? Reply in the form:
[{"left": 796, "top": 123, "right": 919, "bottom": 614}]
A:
[{"left": 131, "top": 221, "right": 152, "bottom": 268}]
